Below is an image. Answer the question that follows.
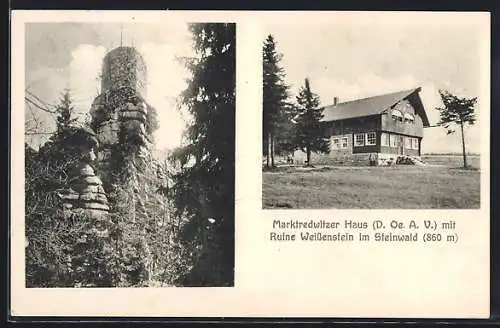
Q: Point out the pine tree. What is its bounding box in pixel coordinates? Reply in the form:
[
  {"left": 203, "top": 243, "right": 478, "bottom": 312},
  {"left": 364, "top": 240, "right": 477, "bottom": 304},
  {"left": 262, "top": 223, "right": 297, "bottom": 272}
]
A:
[
  {"left": 36, "top": 89, "right": 90, "bottom": 175},
  {"left": 293, "top": 78, "right": 330, "bottom": 166},
  {"left": 262, "top": 34, "right": 290, "bottom": 168},
  {"left": 38, "top": 88, "right": 84, "bottom": 180},
  {"left": 170, "top": 23, "right": 235, "bottom": 286},
  {"left": 55, "top": 88, "right": 77, "bottom": 133},
  {"left": 435, "top": 89, "right": 477, "bottom": 168}
]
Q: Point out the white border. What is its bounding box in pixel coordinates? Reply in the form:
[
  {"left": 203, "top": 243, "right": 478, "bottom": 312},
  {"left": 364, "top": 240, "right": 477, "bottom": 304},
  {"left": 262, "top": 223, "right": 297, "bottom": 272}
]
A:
[{"left": 11, "top": 10, "right": 491, "bottom": 318}]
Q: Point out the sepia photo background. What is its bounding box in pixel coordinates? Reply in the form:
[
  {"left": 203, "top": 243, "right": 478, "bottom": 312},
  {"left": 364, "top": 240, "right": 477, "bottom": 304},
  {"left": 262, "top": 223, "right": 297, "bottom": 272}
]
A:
[
  {"left": 263, "top": 20, "right": 483, "bottom": 154},
  {"left": 24, "top": 22, "right": 193, "bottom": 152},
  {"left": 11, "top": 10, "right": 491, "bottom": 318}
]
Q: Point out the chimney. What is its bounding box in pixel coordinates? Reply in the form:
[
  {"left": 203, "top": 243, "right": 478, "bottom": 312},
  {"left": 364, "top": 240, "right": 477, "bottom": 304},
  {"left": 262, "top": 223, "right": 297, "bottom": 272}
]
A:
[{"left": 333, "top": 97, "right": 339, "bottom": 106}]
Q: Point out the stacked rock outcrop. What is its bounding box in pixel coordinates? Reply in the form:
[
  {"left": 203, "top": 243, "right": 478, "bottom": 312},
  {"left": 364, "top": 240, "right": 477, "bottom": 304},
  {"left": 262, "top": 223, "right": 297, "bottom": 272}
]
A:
[
  {"left": 59, "top": 127, "right": 110, "bottom": 217},
  {"left": 70, "top": 163, "right": 109, "bottom": 213},
  {"left": 118, "top": 98, "right": 151, "bottom": 157}
]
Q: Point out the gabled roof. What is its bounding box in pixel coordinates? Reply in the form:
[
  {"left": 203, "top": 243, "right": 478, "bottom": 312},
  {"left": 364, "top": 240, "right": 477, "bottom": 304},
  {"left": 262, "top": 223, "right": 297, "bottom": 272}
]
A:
[{"left": 321, "top": 87, "right": 430, "bottom": 127}]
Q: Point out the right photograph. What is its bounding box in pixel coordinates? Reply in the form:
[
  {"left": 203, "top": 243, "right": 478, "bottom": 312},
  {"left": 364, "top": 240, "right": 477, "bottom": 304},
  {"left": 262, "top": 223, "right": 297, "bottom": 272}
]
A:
[{"left": 261, "top": 19, "right": 485, "bottom": 209}]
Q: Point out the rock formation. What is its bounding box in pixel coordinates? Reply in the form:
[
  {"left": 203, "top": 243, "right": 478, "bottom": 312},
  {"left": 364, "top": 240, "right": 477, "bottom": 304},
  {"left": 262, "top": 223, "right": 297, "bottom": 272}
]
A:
[
  {"left": 58, "top": 127, "right": 110, "bottom": 217},
  {"left": 90, "top": 46, "right": 154, "bottom": 164},
  {"left": 46, "top": 45, "right": 166, "bottom": 285},
  {"left": 60, "top": 45, "right": 160, "bottom": 242}
]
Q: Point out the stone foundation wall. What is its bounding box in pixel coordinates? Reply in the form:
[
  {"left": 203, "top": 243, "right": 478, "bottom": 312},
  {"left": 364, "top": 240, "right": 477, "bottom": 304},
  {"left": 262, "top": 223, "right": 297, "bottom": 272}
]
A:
[
  {"left": 292, "top": 151, "right": 422, "bottom": 167},
  {"left": 293, "top": 150, "right": 375, "bottom": 166}
]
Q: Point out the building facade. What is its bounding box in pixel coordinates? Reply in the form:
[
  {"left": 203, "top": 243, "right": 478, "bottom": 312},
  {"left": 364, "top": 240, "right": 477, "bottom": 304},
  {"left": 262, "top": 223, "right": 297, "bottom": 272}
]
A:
[{"left": 294, "top": 87, "right": 430, "bottom": 166}]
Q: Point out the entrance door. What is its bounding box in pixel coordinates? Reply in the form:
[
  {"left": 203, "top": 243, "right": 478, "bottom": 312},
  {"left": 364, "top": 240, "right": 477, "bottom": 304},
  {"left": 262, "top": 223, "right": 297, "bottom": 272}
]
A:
[{"left": 398, "top": 136, "right": 404, "bottom": 155}]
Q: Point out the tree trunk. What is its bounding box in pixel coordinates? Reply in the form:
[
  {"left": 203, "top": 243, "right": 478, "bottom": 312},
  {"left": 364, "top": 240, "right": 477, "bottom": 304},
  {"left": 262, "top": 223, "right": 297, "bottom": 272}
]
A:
[
  {"left": 266, "top": 132, "right": 272, "bottom": 168},
  {"left": 271, "top": 134, "right": 275, "bottom": 168},
  {"left": 306, "top": 146, "right": 311, "bottom": 166},
  {"left": 460, "top": 121, "right": 467, "bottom": 168}
]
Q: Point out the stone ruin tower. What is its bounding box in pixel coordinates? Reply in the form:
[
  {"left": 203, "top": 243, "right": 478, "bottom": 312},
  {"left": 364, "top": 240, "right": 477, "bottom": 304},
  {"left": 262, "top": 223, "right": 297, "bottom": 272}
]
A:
[
  {"left": 89, "top": 46, "right": 158, "bottom": 190},
  {"left": 90, "top": 46, "right": 152, "bottom": 163},
  {"left": 62, "top": 46, "right": 160, "bottom": 221}
]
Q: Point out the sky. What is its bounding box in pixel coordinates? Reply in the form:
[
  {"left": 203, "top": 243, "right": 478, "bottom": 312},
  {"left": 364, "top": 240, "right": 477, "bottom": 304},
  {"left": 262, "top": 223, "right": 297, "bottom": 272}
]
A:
[
  {"left": 264, "top": 17, "right": 488, "bottom": 154},
  {"left": 25, "top": 22, "right": 193, "bottom": 152},
  {"left": 23, "top": 17, "right": 488, "bottom": 156}
]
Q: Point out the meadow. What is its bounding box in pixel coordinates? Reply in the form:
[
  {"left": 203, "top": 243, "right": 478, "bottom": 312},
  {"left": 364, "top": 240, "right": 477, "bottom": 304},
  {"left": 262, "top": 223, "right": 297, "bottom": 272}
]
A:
[{"left": 262, "top": 155, "right": 481, "bottom": 209}]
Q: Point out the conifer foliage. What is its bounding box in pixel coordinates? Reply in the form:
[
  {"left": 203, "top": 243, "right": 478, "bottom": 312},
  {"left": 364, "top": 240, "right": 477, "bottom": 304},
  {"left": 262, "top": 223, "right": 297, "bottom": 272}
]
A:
[
  {"left": 293, "top": 78, "right": 330, "bottom": 166},
  {"left": 55, "top": 89, "right": 78, "bottom": 133},
  {"left": 435, "top": 89, "right": 477, "bottom": 168},
  {"left": 170, "top": 23, "right": 236, "bottom": 286},
  {"left": 262, "top": 34, "right": 292, "bottom": 168}
]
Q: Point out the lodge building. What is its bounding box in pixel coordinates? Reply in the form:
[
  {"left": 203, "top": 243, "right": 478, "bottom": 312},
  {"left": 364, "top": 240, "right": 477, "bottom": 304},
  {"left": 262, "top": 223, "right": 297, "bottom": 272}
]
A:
[{"left": 294, "top": 87, "right": 430, "bottom": 166}]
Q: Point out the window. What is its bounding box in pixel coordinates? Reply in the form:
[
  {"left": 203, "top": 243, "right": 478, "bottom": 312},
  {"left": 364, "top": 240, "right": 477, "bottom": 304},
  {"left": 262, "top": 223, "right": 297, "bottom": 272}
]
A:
[
  {"left": 354, "top": 133, "right": 365, "bottom": 147},
  {"left": 381, "top": 132, "right": 390, "bottom": 147},
  {"left": 391, "top": 109, "right": 403, "bottom": 122},
  {"left": 404, "top": 113, "right": 415, "bottom": 124},
  {"left": 366, "top": 132, "right": 376, "bottom": 146},
  {"left": 413, "top": 138, "right": 419, "bottom": 150},
  {"left": 331, "top": 137, "right": 340, "bottom": 149},
  {"left": 405, "top": 137, "right": 412, "bottom": 149},
  {"left": 341, "top": 137, "right": 349, "bottom": 149},
  {"left": 390, "top": 134, "right": 398, "bottom": 147}
]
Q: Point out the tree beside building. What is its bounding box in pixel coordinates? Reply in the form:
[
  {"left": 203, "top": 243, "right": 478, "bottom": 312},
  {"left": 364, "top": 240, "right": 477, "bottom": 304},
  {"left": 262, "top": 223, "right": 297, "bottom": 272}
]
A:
[
  {"left": 293, "top": 78, "right": 330, "bottom": 166},
  {"left": 435, "top": 89, "right": 477, "bottom": 168},
  {"left": 262, "top": 34, "right": 291, "bottom": 168}
]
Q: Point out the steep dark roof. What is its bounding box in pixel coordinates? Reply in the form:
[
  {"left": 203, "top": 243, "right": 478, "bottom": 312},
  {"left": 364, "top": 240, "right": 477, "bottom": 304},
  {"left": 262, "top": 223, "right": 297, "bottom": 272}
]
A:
[{"left": 321, "top": 87, "right": 430, "bottom": 127}]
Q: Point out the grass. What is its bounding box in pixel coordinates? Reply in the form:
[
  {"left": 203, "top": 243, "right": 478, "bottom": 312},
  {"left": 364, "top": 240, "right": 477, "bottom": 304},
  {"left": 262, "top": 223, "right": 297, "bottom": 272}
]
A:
[
  {"left": 421, "top": 154, "right": 480, "bottom": 168},
  {"left": 262, "top": 155, "right": 481, "bottom": 209}
]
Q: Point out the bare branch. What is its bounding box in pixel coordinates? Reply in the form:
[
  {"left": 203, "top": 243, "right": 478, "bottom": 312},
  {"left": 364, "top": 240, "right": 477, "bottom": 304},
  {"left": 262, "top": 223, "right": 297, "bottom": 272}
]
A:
[
  {"left": 26, "top": 89, "right": 57, "bottom": 111},
  {"left": 25, "top": 96, "right": 57, "bottom": 114}
]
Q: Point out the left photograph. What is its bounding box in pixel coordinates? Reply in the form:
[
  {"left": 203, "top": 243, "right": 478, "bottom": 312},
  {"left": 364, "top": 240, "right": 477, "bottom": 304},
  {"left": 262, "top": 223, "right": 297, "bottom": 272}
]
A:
[{"left": 23, "top": 22, "right": 235, "bottom": 287}]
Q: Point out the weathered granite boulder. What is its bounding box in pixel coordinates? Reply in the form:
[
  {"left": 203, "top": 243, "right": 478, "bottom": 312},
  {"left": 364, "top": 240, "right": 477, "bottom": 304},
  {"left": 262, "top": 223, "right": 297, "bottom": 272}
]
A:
[
  {"left": 58, "top": 127, "right": 110, "bottom": 218},
  {"left": 62, "top": 163, "right": 110, "bottom": 215}
]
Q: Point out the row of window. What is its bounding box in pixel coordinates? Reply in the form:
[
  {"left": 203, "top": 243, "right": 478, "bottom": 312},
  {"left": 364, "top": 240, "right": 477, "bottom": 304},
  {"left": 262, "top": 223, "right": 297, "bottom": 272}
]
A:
[
  {"left": 331, "top": 136, "right": 350, "bottom": 149},
  {"left": 354, "top": 132, "right": 376, "bottom": 146},
  {"left": 391, "top": 109, "right": 415, "bottom": 124},
  {"left": 381, "top": 132, "right": 419, "bottom": 149},
  {"left": 331, "top": 133, "right": 376, "bottom": 148},
  {"left": 330, "top": 133, "right": 419, "bottom": 149}
]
